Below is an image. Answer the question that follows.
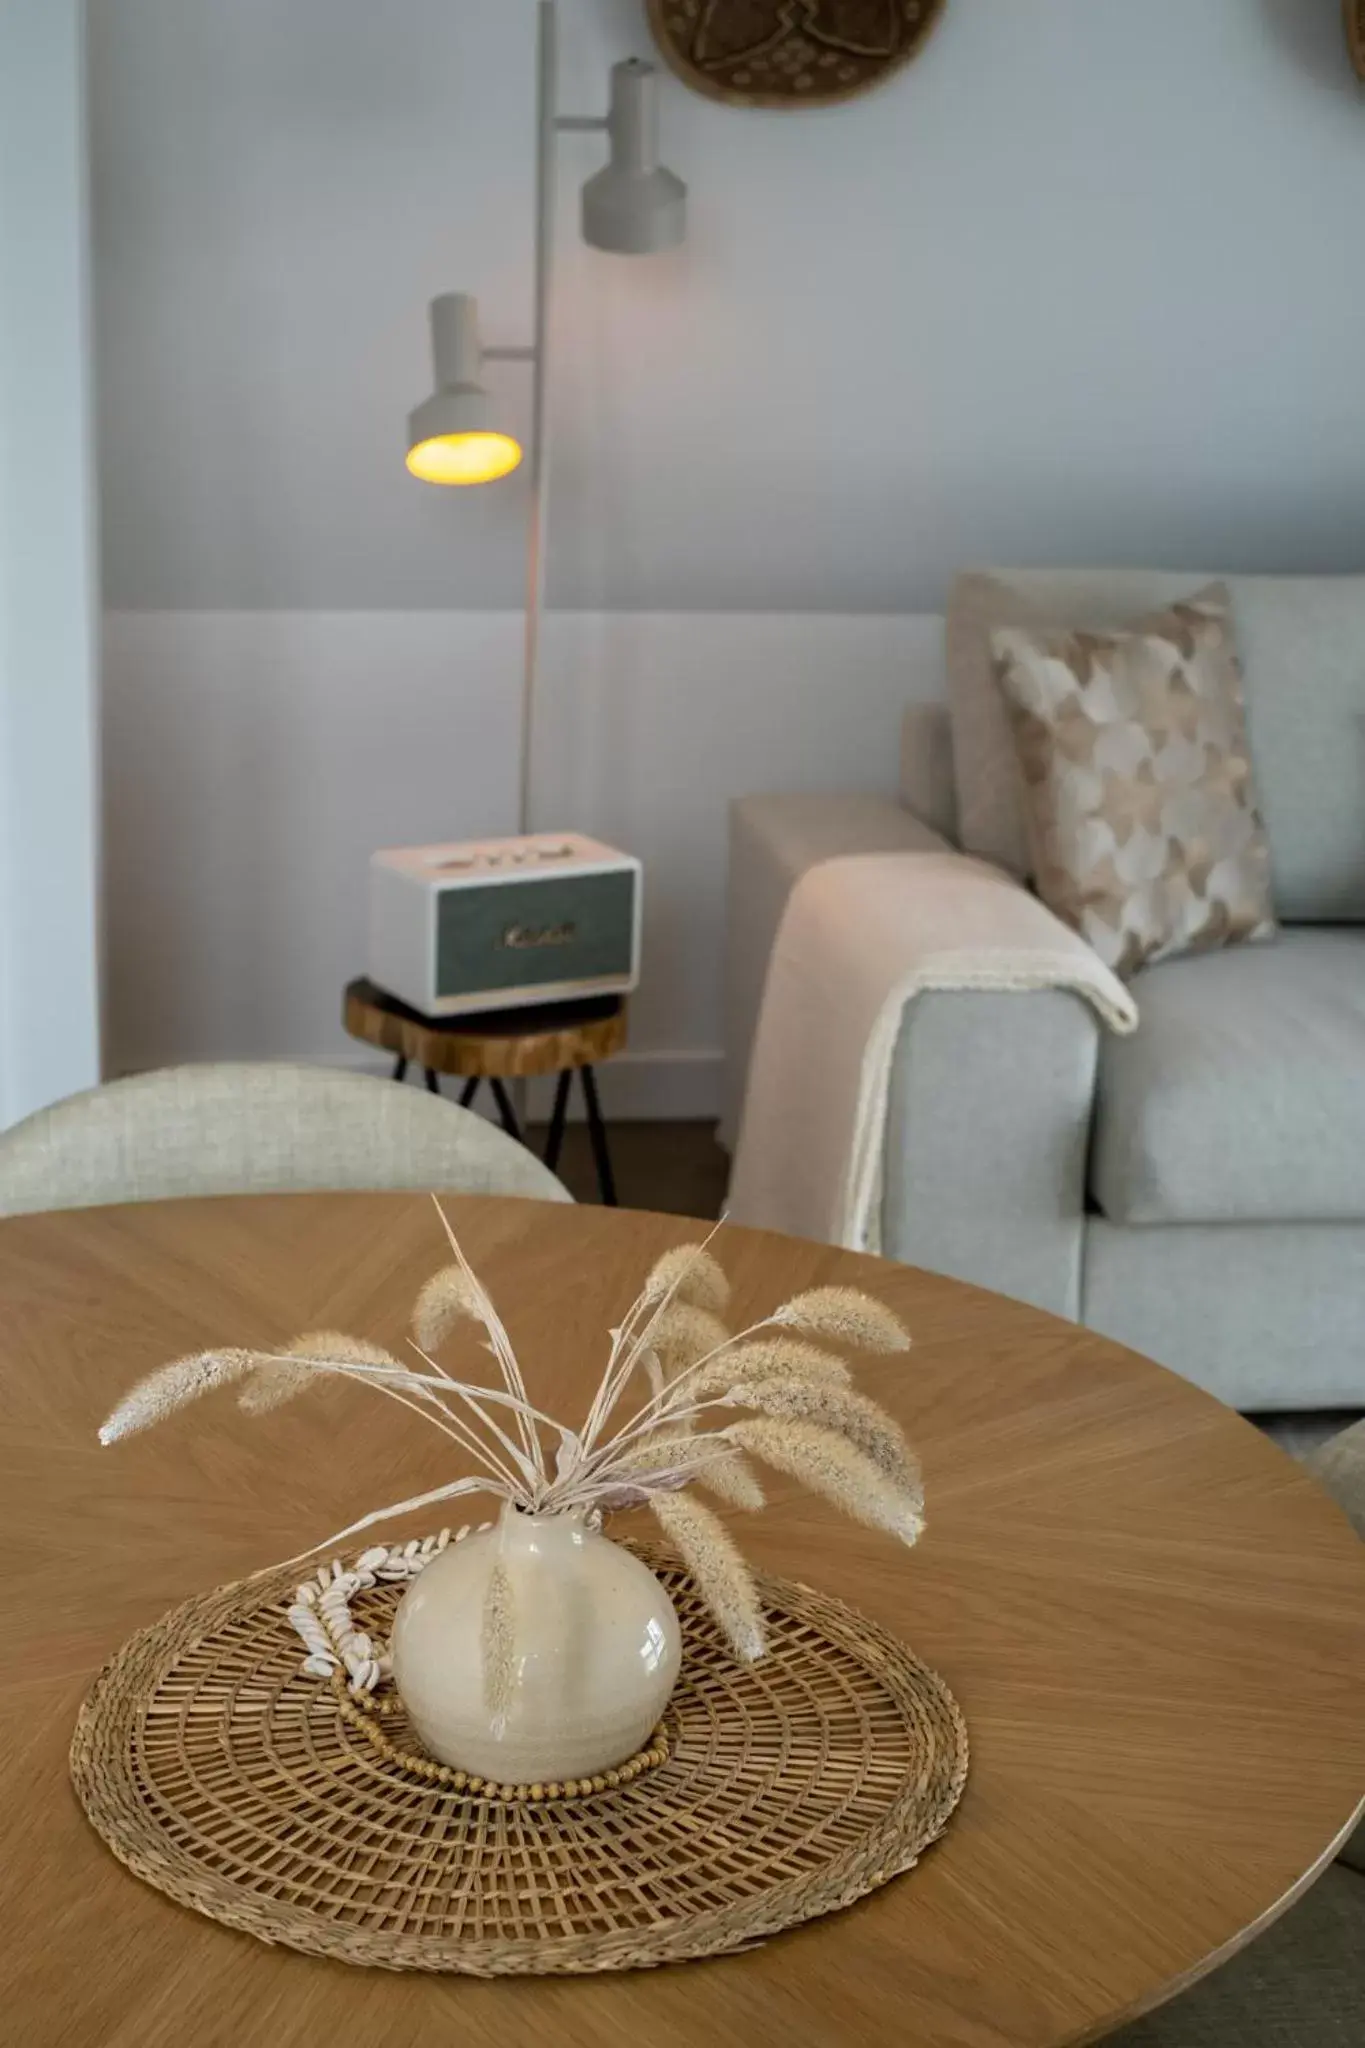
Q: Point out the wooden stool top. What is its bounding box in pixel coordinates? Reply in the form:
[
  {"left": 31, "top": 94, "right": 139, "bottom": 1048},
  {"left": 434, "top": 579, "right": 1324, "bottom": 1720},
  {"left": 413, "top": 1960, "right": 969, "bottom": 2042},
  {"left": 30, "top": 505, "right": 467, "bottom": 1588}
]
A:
[{"left": 343, "top": 979, "right": 628, "bottom": 1081}]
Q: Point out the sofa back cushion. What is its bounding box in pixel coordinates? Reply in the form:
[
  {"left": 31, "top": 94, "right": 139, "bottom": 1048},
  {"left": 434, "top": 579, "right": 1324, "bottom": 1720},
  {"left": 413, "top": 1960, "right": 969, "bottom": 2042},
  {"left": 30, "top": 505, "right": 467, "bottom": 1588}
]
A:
[{"left": 948, "top": 569, "right": 1365, "bottom": 921}]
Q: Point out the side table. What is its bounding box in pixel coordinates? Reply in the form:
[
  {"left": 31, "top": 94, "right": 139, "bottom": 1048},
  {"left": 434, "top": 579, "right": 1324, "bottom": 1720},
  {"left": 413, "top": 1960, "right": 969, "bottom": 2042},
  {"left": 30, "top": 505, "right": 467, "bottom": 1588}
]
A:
[{"left": 342, "top": 978, "right": 626, "bottom": 1205}]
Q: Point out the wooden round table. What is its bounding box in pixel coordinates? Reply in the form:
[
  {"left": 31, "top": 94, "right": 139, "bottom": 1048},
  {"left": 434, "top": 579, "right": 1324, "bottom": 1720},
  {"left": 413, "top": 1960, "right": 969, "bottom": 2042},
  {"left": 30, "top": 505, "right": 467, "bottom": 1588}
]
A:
[{"left": 4, "top": 1193, "right": 1365, "bottom": 2046}]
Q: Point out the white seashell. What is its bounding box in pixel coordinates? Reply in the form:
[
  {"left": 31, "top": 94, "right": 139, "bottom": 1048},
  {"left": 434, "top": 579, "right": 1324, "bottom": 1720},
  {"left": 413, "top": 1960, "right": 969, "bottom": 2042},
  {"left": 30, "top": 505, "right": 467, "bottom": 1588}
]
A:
[{"left": 302, "top": 1653, "right": 336, "bottom": 1678}]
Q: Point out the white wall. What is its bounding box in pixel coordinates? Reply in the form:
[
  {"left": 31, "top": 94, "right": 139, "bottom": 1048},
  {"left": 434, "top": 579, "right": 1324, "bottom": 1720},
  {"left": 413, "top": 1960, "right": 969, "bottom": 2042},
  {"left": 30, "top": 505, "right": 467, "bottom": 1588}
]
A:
[
  {"left": 103, "top": 610, "right": 942, "bottom": 1105},
  {"left": 90, "top": 1, "right": 1365, "bottom": 1104},
  {"left": 90, "top": 0, "right": 1365, "bottom": 613},
  {"left": 0, "top": 1, "right": 101, "bottom": 1128}
]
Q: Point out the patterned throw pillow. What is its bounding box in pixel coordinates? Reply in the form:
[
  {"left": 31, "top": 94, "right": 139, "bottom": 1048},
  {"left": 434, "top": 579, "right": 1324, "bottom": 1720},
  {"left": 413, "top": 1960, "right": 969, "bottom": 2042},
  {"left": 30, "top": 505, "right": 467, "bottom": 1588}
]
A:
[{"left": 989, "top": 584, "right": 1277, "bottom": 977}]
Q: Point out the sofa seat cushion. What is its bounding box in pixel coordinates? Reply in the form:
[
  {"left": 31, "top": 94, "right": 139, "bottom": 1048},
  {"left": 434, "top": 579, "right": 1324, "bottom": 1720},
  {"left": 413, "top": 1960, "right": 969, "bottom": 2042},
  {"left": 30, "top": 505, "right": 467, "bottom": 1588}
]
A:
[{"left": 1092, "top": 929, "right": 1365, "bottom": 1224}]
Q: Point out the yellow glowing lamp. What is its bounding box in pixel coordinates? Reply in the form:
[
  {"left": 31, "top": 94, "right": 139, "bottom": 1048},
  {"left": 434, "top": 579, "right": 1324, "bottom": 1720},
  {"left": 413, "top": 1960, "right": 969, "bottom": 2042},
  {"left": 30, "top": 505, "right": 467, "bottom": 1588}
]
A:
[
  {"left": 406, "top": 430, "right": 522, "bottom": 488},
  {"left": 405, "top": 295, "right": 523, "bottom": 489}
]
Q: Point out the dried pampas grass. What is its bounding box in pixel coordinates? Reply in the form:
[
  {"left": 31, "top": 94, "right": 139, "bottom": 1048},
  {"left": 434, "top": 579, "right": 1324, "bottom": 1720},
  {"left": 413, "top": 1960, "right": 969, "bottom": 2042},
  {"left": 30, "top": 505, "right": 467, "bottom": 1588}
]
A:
[
  {"left": 651, "top": 1302, "right": 731, "bottom": 1378},
  {"left": 412, "top": 1265, "right": 484, "bottom": 1352},
  {"left": 689, "top": 1336, "right": 852, "bottom": 1398},
  {"left": 696, "top": 1452, "right": 766, "bottom": 1513},
  {"left": 238, "top": 1331, "right": 401, "bottom": 1416},
  {"left": 728, "top": 1379, "right": 919, "bottom": 1493},
  {"left": 650, "top": 1491, "right": 765, "bottom": 1662},
  {"left": 100, "top": 1348, "right": 258, "bottom": 1444},
  {"left": 615, "top": 1431, "right": 734, "bottom": 1487},
  {"left": 481, "top": 1561, "right": 515, "bottom": 1719},
  {"left": 728, "top": 1419, "right": 924, "bottom": 1546},
  {"left": 771, "top": 1287, "right": 911, "bottom": 1354},
  {"left": 620, "top": 1428, "right": 766, "bottom": 1512},
  {"left": 641, "top": 1244, "right": 731, "bottom": 1317},
  {"left": 98, "top": 1205, "right": 924, "bottom": 1666}
]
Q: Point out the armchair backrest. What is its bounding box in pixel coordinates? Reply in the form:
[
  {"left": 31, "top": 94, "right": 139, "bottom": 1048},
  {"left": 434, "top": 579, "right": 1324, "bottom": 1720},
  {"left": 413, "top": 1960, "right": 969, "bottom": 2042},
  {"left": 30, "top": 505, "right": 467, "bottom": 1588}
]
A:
[{"left": 946, "top": 569, "right": 1365, "bottom": 924}]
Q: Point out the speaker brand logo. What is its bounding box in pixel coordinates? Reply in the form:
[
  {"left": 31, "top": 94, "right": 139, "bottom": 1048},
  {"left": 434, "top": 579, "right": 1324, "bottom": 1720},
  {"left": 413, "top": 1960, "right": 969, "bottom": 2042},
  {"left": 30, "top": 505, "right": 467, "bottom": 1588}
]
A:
[{"left": 499, "top": 921, "right": 578, "bottom": 951}]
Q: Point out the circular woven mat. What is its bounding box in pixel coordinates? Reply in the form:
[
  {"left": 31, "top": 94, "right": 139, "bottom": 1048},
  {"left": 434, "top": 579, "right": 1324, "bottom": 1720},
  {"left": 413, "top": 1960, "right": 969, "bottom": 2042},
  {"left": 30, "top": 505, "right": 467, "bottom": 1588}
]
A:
[
  {"left": 71, "top": 1549, "right": 968, "bottom": 1975},
  {"left": 647, "top": 0, "right": 948, "bottom": 110}
]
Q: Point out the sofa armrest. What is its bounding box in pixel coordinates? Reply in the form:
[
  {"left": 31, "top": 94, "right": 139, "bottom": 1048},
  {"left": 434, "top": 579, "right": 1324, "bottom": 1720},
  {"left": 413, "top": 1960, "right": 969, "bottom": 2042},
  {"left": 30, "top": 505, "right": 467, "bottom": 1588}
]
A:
[
  {"left": 722, "top": 793, "right": 951, "bottom": 1151},
  {"left": 880, "top": 986, "right": 1100, "bottom": 1319}
]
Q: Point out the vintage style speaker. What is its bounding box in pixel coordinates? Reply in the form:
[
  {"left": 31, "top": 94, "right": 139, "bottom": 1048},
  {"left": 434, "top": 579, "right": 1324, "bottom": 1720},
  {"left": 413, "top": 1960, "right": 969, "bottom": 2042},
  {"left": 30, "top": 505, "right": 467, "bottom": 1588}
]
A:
[{"left": 369, "top": 833, "right": 642, "bottom": 1018}]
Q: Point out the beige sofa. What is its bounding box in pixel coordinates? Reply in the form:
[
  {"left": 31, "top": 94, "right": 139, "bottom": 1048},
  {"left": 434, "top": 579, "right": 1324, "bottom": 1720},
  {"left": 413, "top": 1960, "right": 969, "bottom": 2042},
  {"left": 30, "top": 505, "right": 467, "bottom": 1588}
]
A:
[{"left": 725, "top": 570, "right": 1365, "bottom": 1416}]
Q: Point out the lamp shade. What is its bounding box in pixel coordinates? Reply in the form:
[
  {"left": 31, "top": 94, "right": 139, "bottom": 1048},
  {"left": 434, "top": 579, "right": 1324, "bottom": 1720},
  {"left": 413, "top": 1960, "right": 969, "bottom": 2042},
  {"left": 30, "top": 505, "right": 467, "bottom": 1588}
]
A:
[
  {"left": 581, "top": 59, "right": 686, "bottom": 255},
  {"left": 406, "top": 293, "right": 523, "bottom": 486}
]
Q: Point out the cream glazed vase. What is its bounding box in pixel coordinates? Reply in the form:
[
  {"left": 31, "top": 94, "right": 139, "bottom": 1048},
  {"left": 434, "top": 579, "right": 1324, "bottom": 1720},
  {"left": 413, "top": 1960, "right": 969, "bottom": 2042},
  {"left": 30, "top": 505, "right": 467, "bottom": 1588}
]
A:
[{"left": 389, "top": 1506, "right": 682, "bottom": 1782}]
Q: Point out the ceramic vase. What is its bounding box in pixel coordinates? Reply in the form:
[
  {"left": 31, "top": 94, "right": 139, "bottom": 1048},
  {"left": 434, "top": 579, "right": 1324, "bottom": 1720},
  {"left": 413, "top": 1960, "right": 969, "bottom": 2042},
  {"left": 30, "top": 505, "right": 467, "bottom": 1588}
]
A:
[{"left": 390, "top": 1505, "right": 681, "bottom": 1782}]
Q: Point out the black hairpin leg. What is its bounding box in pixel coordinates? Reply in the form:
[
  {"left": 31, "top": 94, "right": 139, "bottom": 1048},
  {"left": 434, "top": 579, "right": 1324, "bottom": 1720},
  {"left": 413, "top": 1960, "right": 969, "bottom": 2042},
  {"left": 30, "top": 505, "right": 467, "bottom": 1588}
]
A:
[
  {"left": 424, "top": 1068, "right": 440, "bottom": 1095},
  {"left": 391, "top": 1055, "right": 408, "bottom": 1083},
  {"left": 543, "top": 1070, "right": 573, "bottom": 1174},
  {"left": 580, "top": 1064, "right": 618, "bottom": 1207},
  {"left": 459, "top": 1075, "right": 480, "bottom": 1109},
  {"left": 490, "top": 1079, "right": 523, "bottom": 1142}
]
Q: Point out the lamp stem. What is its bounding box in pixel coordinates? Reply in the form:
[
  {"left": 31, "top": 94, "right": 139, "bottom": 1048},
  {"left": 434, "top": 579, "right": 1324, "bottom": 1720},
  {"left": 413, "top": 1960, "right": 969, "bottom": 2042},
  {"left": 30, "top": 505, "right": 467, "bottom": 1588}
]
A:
[{"left": 520, "top": 0, "right": 557, "bottom": 840}]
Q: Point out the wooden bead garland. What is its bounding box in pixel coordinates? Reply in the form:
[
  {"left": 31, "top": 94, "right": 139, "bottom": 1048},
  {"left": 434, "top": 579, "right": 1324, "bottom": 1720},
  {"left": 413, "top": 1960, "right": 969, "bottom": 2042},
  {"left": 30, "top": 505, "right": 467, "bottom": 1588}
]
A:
[{"left": 332, "top": 1674, "right": 672, "bottom": 1803}]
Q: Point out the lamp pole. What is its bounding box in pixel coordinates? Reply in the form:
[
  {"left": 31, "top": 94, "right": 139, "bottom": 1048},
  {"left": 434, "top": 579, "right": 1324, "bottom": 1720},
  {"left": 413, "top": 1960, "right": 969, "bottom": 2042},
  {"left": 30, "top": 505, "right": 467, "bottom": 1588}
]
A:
[
  {"left": 512, "top": 1, "right": 619, "bottom": 839},
  {"left": 409, "top": 3, "right": 684, "bottom": 837},
  {"left": 520, "top": 3, "right": 563, "bottom": 838}
]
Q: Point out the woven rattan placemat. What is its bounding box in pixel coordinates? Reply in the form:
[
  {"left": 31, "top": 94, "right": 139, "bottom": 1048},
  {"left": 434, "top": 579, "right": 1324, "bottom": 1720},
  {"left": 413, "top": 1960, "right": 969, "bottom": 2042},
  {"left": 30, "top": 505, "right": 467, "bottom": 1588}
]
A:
[{"left": 71, "top": 1549, "right": 968, "bottom": 1974}]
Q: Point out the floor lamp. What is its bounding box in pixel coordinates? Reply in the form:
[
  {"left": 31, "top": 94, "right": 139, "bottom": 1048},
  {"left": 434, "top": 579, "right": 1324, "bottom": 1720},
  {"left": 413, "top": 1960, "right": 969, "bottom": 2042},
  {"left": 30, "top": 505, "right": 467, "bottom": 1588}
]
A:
[{"left": 404, "top": 1, "right": 687, "bottom": 838}]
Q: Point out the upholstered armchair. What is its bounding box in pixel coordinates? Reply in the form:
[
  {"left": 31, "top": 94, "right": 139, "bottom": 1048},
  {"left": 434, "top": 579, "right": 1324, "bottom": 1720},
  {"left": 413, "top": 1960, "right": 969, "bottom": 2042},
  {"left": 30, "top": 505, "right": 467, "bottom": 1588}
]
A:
[{"left": 725, "top": 571, "right": 1365, "bottom": 1415}]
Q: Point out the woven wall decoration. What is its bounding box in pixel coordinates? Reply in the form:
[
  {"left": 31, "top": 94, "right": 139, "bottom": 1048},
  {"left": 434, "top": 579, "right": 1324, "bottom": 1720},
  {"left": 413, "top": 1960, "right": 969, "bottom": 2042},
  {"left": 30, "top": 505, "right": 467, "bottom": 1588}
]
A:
[
  {"left": 1348, "top": 2, "right": 1365, "bottom": 81},
  {"left": 71, "top": 1545, "right": 969, "bottom": 1975},
  {"left": 647, "top": 1, "right": 947, "bottom": 110}
]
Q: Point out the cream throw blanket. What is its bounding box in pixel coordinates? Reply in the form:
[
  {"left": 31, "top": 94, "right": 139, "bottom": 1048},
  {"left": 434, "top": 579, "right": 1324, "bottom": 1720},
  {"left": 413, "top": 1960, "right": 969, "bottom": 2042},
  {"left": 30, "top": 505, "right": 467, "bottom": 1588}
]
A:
[{"left": 727, "top": 851, "right": 1139, "bottom": 1252}]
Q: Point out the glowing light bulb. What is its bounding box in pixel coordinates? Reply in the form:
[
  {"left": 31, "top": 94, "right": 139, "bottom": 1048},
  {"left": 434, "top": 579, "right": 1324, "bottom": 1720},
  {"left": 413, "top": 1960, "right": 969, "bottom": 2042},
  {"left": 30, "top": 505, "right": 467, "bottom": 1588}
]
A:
[{"left": 405, "top": 431, "right": 523, "bottom": 487}]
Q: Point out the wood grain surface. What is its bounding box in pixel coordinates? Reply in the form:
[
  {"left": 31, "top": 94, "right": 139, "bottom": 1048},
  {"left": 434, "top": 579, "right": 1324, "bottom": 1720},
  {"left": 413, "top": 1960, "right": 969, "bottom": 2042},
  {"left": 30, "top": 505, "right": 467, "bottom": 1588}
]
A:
[
  {"left": 3, "top": 1192, "right": 1364, "bottom": 2047},
  {"left": 343, "top": 980, "right": 628, "bottom": 1079}
]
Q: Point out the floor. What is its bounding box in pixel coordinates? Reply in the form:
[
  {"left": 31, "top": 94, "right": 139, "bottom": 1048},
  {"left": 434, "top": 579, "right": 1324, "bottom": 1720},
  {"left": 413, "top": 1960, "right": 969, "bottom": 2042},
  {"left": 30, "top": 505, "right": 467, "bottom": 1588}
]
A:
[{"left": 526, "top": 1119, "right": 728, "bottom": 1219}]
